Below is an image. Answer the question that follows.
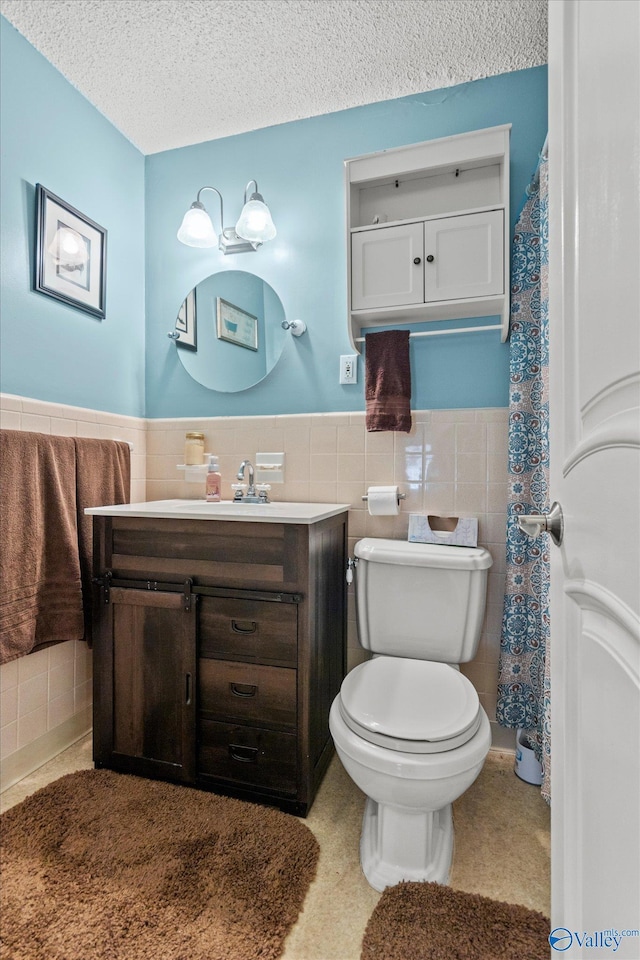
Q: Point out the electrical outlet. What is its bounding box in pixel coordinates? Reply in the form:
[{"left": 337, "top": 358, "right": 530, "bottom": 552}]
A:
[{"left": 340, "top": 354, "right": 358, "bottom": 385}]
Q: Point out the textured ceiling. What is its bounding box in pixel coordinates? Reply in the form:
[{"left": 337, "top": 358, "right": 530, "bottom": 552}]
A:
[{"left": 0, "top": 0, "right": 547, "bottom": 155}]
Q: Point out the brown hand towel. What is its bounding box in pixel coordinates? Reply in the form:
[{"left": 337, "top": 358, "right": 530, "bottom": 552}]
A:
[
  {"left": 365, "top": 329, "right": 412, "bottom": 432},
  {"left": 75, "top": 438, "right": 131, "bottom": 643},
  {"left": 0, "top": 431, "right": 84, "bottom": 665}
]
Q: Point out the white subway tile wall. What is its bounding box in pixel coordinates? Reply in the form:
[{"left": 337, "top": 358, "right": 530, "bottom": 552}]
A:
[
  {"left": 1, "top": 396, "right": 514, "bottom": 777},
  {"left": 145, "top": 407, "right": 512, "bottom": 750}
]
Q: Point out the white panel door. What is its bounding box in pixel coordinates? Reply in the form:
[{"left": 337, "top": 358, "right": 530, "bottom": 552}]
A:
[
  {"left": 549, "top": 2, "right": 640, "bottom": 956},
  {"left": 351, "top": 222, "right": 424, "bottom": 310},
  {"left": 423, "top": 210, "right": 503, "bottom": 303}
]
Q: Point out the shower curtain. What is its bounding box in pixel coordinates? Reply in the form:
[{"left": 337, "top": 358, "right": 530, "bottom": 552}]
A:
[{"left": 497, "top": 152, "right": 551, "bottom": 804}]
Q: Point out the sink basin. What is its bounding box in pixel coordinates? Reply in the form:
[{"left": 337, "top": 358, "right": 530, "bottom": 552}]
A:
[
  {"left": 186, "top": 500, "right": 296, "bottom": 516},
  {"left": 85, "top": 499, "right": 351, "bottom": 525}
]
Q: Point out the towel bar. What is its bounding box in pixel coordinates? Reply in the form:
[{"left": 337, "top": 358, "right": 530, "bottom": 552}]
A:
[{"left": 354, "top": 324, "right": 502, "bottom": 344}]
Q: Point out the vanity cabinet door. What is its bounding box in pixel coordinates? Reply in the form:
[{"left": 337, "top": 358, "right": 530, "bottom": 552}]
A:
[
  {"left": 423, "top": 210, "right": 504, "bottom": 303},
  {"left": 351, "top": 212, "right": 503, "bottom": 312},
  {"left": 93, "top": 587, "right": 197, "bottom": 783},
  {"left": 351, "top": 222, "right": 424, "bottom": 310}
]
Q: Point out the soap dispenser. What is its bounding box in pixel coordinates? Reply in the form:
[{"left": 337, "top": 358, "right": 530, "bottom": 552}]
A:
[{"left": 205, "top": 455, "right": 221, "bottom": 502}]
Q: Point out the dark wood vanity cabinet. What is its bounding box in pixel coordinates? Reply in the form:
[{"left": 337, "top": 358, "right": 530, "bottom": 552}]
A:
[
  {"left": 92, "top": 587, "right": 197, "bottom": 784},
  {"left": 91, "top": 511, "right": 348, "bottom": 815}
]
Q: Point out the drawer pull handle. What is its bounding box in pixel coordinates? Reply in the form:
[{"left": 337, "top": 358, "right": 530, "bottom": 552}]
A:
[
  {"left": 229, "top": 744, "right": 258, "bottom": 763},
  {"left": 231, "top": 619, "right": 258, "bottom": 635},
  {"left": 185, "top": 672, "right": 192, "bottom": 705},
  {"left": 230, "top": 682, "right": 258, "bottom": 698}
]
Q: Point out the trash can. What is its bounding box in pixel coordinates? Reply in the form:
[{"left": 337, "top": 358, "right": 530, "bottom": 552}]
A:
[{"left": 514, "top": 729, "right": 543, "bottom": 785}]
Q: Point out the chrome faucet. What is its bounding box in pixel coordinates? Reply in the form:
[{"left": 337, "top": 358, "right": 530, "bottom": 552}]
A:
[
  {"left": 234, "top": 460, "right": 269, "bottom": 503},
  {"left": 237, "top": 459, "right": 256, "bottom": 496}
]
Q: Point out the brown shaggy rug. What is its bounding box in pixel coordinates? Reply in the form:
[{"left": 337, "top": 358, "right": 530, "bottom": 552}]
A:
[
  {"left": 0, "top": 769, "right": 319, "bottom": 960},
  {"left": 361, "top": 881, "right": 550, "bottom": 960}
]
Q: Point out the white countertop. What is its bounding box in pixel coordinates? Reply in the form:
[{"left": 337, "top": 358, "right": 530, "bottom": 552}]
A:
[{"left": 85, "top": 499, "right": 351, "bottom": 525}]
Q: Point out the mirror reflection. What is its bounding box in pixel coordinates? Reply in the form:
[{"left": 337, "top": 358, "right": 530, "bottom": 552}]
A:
[{"left": 174, "top": 271, "right": 287, "bottom": 393}]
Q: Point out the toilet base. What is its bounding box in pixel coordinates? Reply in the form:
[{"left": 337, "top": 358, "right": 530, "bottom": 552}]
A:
[{"left": 359, "top": 796, "right": 454, "bottom": 892}]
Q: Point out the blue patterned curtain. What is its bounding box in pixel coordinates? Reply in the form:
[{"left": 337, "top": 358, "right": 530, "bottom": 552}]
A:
[{"left": 497, "top": 153, "right": 551, "bottom": 803}]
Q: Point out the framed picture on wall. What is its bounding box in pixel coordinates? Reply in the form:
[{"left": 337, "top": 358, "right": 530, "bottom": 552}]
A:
[
  {"left": 175, "top": 288, "right": 197, "bottom": 350},
  {"left": 216, "top": 297, "right": 258, "bottom": 351},
  {"left": 35, "top": 184, "right": 107, "bottom": 319}
]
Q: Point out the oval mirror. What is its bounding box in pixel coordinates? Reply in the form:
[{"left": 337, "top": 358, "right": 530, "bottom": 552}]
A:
[{"left": 173, "top": 271, "right": 287, "bottom": 392}]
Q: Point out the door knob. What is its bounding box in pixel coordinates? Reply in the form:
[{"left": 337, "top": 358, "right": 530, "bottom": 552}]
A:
[
  {"left": 413, "top": 257, "right": 421, "bottom": 265},
  {"left": 517, "top": 501, "right": 564, "bottom": 546},
  {"left": 426, "top": 254, "right": 435, "bottom": 262}
]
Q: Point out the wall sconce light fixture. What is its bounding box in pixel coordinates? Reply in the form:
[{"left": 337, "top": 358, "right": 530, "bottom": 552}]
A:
[{"left": 177, "top": 180, "right": 276, "bottom": 255}]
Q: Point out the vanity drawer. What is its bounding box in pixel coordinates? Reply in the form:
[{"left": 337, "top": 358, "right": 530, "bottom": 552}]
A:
[
  {"left": 199, "top": 660, "right": 296, "bottom": 731},
  {"left": 199, "top": 596, "right": 297, "bottom": 665},
  {"left": 106, "top": 518, "right": 302, "bottom": 590},
  {"left": 198, "top": 720, "right": 297, "bottom": 794}
]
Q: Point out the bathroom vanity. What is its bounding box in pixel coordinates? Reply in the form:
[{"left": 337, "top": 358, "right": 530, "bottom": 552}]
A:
[{"left": 87, "top": 500, "right": 349, "bottom": 816}]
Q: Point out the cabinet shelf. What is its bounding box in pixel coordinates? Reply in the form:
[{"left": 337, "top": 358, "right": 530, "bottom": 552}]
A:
[{"left": 349, "top": 203, "right": 505, "bottom": 234}]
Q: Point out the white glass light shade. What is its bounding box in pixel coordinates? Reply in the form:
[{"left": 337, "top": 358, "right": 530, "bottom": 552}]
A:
[
  {"left": 48, "top": 227, "right": 88, "bottom": 266},
  {"left": 177, "top": 204, "right": 217, "bottom": 248},
  {"left": 235, "top": 198, "right": 276, "bottom": 244}
]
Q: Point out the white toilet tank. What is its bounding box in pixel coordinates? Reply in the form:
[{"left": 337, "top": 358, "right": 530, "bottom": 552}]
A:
[{"left": 354, "top": 538, "right": 492, "bottom": 663}]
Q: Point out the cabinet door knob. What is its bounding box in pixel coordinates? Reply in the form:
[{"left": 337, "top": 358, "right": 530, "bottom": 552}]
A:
[
  {"left": 426, "top": 254, "right": 435, "bottom": 262},
  {"left": 413, "top": 257, "right": 421, "bottom": 265}
]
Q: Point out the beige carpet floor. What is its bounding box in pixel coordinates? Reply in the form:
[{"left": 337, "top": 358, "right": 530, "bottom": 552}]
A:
[
  {"left": 450, "top": 755, "right": 551, "bottom": 914},
  {"left": 1, "top": 739, "right": 550, "bottom": 960}
]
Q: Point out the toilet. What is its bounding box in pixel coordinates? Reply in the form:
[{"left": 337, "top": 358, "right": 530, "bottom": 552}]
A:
[{"left": 329, "top": 537, "right": 493, "bottom": 892}]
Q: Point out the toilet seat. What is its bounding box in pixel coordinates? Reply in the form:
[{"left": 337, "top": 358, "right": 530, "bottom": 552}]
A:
[{"left": 339, "top": 658, "right": 482, "bottom": 754}]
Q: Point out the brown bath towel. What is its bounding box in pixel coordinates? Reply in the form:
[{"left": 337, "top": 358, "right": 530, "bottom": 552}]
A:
[
  {"left": 0, "top": 431, "right": 84, "bottom": 664},
  {"left": 365, "top": 329, "right": 412, "bottom": 432},
  {"left": 75, "top": 438, "right": 130, "bottom": 642}
]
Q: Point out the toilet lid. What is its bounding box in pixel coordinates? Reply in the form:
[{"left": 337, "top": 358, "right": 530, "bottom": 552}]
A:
[{"left": 339, "top": 659, "right": 481, "bottom": 754}]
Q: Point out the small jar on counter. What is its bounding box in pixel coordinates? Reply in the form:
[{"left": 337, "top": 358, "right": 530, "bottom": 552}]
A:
[{"left": 184, "top": 431, "right": 205, "bottom": 465}]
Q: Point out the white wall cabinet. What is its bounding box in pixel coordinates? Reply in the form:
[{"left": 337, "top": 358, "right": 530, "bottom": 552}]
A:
[
  {"left": 352, "top": 210, "right": 504, "bottom": 312},
  {"left": 345, "top": 125, "right": 511, "bottom": 349}
]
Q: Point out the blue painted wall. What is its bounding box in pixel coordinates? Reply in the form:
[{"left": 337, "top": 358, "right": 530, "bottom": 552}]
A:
[
  {"left": 0, "top": 17, "right": 146, "bottom": 416},
  {"left": 146, "top": 67, "right": 547, "bottom": 418},
  {"left": 1, "top": 11, "right": 546, "bottom": 420}
]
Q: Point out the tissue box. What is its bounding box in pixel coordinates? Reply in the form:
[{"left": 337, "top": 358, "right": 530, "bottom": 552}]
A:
[{"left": 408, "top": 514, "right": 478, "bottom": 547}]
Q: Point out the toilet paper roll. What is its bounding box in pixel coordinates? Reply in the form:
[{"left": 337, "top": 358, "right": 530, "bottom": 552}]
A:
[{"left": 366, "top": 485, "right": 400, "bottom": 516}]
